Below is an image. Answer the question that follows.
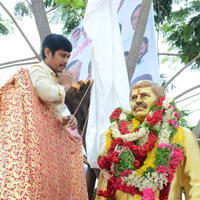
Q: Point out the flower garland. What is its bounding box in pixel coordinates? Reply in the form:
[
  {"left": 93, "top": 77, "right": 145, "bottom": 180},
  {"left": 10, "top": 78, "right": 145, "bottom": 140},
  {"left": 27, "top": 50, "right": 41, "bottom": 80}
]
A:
[{"left": 97, "top": 96, "right": 184, "bottom": 200}]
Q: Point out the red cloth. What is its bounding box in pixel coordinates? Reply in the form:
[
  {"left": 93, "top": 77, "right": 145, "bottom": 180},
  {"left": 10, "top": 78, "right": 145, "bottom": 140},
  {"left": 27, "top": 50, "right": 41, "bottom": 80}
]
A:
[{"left": 0, "top": 69, "right": 88, "bottom": 200}]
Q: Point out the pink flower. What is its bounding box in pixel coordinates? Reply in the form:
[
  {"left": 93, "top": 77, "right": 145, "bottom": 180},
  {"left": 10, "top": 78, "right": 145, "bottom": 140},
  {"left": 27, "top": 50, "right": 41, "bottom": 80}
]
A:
[
  {"left": 169, "top": 105, "right": 174, "bottom": 110},
  {"left": 158, "top": 143, "right": 168, "bottom": 148},
  {"left": 156, "top": 166, "right": 167, "bottom": 173},
  {"left": 142, "top": 188, "right": 155, "bottom": 200},
  {"left": 167, "top": 119, "right": 179, "bottom": 128},
  {"left": 174, "top": 111, "right": 180, "bottom": 119}
]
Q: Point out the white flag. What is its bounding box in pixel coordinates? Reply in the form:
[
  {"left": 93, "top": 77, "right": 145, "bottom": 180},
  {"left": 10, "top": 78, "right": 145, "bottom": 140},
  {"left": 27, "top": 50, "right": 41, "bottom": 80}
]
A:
[{"left": 83, "top": 0, "right": 130, "bottom": 168}]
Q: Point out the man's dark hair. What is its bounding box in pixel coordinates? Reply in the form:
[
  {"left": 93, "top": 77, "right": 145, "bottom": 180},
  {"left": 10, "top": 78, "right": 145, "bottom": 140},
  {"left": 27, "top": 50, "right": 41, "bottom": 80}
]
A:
[{"left": 41, "top": 33, "right": 72, "bottom": 59}]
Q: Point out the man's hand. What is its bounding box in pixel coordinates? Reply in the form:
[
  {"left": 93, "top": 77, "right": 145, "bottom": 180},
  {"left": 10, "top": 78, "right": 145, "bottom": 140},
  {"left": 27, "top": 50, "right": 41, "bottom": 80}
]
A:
[
  {"left": 63, "top": 115, "right": 77, "bottom": 130},
  {"left": 58, "top": 69, "right": 74, "bottom": 91}
]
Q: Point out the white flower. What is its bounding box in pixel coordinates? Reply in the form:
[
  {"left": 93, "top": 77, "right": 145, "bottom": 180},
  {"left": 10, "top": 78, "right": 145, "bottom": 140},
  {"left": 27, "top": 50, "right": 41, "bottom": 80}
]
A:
[
  {"left": 162, "top": 99, "right": 170, "bottom": 109},
  {"left": 119, "top": 112, "right": 127, "bottom": 120},
  {"left": 122, "top": 172, "right": 168, "bottom": 191}
]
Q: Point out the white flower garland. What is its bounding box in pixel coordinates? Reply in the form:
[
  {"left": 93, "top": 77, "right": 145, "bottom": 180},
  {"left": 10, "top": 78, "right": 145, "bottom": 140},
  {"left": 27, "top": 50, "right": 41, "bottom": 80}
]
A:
[
  {"left": 112, "top": 98, "right": 176, "bottom": 191},
  {"left": 122, "top": 171, "right": 168, "bottom": 191},
  {"left": 111, "top": 121, "right": 149, "bottom": 141}
]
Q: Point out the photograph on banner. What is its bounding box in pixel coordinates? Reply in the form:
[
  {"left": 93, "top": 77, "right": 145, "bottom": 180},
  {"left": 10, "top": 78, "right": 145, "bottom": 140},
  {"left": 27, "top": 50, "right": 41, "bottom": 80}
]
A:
[
  {"left": 118, "top": 0, "right": 160, "bottom": 87},
  {"left": 66, "top": 24, "right": 93, "bottom": 82}
]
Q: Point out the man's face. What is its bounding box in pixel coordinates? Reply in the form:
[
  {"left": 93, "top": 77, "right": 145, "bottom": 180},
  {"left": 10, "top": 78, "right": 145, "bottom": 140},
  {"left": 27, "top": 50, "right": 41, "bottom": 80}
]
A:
[
  {"left": 139, "top": 41, "right": 147, "bottom": 57},
  {"left": 131, "top": 7, "right": 141, "bottom": 30},
  {"left": 44, "top": 48, "right": 71, "bottom": 73},
  {"left": 130, "top": 87, "right": 158, "bottom": 122},
  {"left": 137, "top": 41, "right": 148, "bottom": 63}
]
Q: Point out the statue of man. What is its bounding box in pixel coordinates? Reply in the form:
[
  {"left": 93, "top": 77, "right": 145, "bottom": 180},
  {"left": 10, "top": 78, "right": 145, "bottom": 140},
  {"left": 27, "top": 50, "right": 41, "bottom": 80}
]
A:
[{"left": 96, "top": 80, "right": 200, "bottom": 200}]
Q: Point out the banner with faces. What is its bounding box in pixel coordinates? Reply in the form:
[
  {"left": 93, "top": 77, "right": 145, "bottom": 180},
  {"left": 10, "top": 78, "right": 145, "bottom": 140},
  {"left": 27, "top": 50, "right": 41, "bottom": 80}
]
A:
[{"left": 66, "top": 0, "right": 160, "bottom": 87}]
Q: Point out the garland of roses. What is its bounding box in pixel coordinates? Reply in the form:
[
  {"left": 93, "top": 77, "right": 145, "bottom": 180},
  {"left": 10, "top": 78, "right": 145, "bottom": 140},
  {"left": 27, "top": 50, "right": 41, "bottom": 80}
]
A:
[{"left": 97, "top": 96, "right": 184, "bottom": 200}]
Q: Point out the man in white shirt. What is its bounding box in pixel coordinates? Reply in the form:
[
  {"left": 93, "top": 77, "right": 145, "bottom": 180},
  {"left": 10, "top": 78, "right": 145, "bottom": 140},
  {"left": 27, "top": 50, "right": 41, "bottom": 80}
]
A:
[{"left": 29, "top": 33, "right": 77, "bottom": 129}]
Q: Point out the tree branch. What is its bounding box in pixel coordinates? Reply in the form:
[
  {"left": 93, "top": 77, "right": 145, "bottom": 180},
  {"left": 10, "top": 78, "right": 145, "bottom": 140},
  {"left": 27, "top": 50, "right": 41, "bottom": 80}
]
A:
[
  {"left": 158, "top": 53, "right": 182, "bottom": 56},
  {"left": 46, "top": 5, "right": 59, "bottom": 14},
  {"left": 163, "top": 52, "right": 200, "bottom": 89}
]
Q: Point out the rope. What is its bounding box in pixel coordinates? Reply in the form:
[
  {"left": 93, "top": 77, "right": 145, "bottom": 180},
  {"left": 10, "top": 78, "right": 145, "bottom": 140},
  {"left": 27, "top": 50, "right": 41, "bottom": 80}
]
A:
[{"left": 73, "top": 81, "right": 93, "bottom": 116}]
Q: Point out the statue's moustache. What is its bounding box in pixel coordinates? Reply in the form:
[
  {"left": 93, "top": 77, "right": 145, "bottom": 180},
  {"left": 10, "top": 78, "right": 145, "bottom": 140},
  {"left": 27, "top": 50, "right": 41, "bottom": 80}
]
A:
[{"left": 133, "top": 103, "right": 147, "bottom": 111}]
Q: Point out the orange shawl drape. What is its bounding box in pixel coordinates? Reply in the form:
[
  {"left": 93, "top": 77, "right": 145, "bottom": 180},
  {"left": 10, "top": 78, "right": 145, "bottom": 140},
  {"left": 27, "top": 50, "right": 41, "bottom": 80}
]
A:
[{"left": 0, "top": 69, "right": 88, "bottom": 200}]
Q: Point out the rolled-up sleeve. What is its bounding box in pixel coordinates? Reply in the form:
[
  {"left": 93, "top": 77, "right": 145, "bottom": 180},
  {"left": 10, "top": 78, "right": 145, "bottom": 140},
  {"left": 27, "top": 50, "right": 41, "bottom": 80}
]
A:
[{"left": 29, "top": 65, "right": 65, "bottom": 104}]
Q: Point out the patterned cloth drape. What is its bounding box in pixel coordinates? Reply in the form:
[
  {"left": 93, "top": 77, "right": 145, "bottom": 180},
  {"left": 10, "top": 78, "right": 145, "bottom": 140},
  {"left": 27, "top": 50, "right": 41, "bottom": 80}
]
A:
[{"left": 0, "top": 69, "right": 88, "bottom": 200}]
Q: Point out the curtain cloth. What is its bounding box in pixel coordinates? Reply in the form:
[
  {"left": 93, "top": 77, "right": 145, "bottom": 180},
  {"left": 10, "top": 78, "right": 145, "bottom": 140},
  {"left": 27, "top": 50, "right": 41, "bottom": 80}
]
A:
[{"left": 83, "top": 0, "right": 130, "bottom": 168}]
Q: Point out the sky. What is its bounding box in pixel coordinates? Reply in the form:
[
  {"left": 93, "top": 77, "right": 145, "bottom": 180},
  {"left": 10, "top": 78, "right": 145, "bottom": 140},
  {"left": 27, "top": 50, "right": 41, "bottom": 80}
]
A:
[{"left": 0, "top": 0, "right": 199, "bottom": 126}]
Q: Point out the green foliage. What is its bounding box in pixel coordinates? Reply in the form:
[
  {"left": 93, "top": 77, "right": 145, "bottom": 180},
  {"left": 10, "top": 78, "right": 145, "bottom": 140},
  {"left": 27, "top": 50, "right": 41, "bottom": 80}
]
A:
[
  {"left": 153, "top": 0, "right": 173, "bottom": 25},
  {"left": 0, "top": 15, "right": 12, "bottom": 35},
  {"left": 14, "top": 1, "right": 32, "bottom": 19},
  {"left": 155, "top": 147, "right": 170, "bottom": 167},
  {"left": 0, "top": 22, "right": 9, "bottom": 35},
  {"left": 155, "top": 0, "right": 200, "bottom": 67},
  {"left": 143, "top": 122, "right": 159, "bottom": 135},
  {"left": 55, "top": 0, "right": 85, "bottom": 8},
  {"left": 114, "top": 149, "right": 134, "bottom": 177},
  {"left": 57, "top": 1, "right": 86, "bottom": 35},
  {"left": 127, "top": 114, "right": 134, "bottom": 121},
  {"left": 143, "top": 167, "right": 155, "bottom": 177},
  {"left": 0, "top": 19, "right": 9, "bottom": 35},
  {"left": 44, "top": 0, "right": 57, "bottom": 8}
]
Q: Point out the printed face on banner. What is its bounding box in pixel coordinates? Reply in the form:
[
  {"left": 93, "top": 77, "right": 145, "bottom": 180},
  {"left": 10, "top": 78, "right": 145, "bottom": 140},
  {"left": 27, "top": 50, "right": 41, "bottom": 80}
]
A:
[
  {"left": 68, "top": 25, "right": 93, "bottom": 82},
  {"left": 118, "top": 0, "right": 160, "bottom": 85},
  {"left": 70, "top": 28, "right": 81, "bottom": 49},
  {"left": 130, "top": 4, "right": 141, "bottom": 30},
  {"left": 67, "top": 0, "right": 159, "bottom": 86},
  {"left": 137, "top": 36, "right": 149, "bottom": 64}
]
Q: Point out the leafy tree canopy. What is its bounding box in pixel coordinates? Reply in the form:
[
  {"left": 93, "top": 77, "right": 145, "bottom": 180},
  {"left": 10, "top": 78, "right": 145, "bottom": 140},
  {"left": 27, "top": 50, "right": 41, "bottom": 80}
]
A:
[{"left": 154, "top": 0, "right": 200, "bottom": 68}]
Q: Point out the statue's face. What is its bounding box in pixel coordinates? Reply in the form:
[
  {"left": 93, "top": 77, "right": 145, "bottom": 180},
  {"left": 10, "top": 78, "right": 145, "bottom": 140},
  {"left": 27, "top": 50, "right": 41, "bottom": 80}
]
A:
[{"left": 130, "top": 87, "right": 158, "bottom": 122}]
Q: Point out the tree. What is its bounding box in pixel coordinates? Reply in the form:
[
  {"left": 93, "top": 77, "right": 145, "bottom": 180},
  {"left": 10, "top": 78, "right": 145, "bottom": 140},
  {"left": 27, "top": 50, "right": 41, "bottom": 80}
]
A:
[
  {"left": 12, "top": 0, "right": 199, "bottom": 68},
  {"left": 14, "top": 0, "right": 86, "bottom": 36},
  {"left": 31, "top": 0, "right": 51, "bottom": 43},
  {"left": 154, "top": 0, "right": 200, "bottom": 67}
]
